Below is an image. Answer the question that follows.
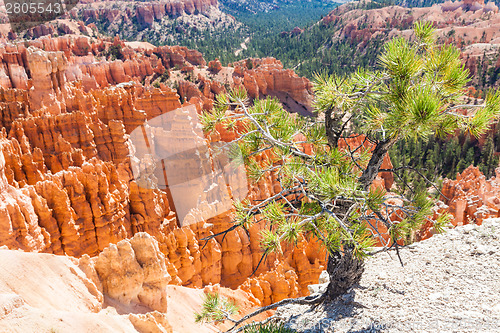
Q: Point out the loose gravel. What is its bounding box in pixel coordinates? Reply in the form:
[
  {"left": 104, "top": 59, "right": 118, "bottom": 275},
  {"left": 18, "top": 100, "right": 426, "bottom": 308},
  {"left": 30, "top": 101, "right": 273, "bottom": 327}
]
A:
[{"left": 274, "top": 218, "right": 500, "bottom": 333}]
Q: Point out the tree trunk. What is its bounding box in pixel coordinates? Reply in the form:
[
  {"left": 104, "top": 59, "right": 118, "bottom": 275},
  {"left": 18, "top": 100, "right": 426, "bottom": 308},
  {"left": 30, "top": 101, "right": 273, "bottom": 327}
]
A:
[
  {"left": 358, "top": 137, "right": 398, "bottom": 191},
  {"left": 322, "top": 131, "right": 396, "bottom": 301},
  {"left": 324, "top": 244, "right": 364, "bottom": 300},
  {"left": 325, "top": 107, "right": 346, "bottom": 148}
]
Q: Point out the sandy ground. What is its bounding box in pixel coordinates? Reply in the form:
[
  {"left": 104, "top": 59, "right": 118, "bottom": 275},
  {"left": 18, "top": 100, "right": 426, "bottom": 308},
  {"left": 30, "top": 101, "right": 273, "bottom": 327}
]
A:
[
  {"left": 275, "top": 219, "right": 500, "bottom": 333},
  {"left": 0, "top": 248, "right": 266, "bottom": 333},
  {"left": 0, "top": 249, "right": 137, "bottom": 332}
]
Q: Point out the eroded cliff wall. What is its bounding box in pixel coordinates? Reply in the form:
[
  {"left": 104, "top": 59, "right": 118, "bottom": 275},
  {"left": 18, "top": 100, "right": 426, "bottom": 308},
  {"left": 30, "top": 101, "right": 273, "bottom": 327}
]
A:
[{"left": 0, "top": 34, "right": 328, "bottom": 305}]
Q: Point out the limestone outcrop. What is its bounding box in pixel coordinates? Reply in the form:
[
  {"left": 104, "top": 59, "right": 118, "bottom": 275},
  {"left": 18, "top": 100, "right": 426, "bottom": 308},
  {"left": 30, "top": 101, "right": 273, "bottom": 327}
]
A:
[
  {"left": 0, "top": 31, "right": 482, "bottom": 310},
  {"left": 94, "top": 233, "right": 171, "bottom": 312},
  {"left": 439, "top": 166, "right": 500, "bottom": 226},
  {"left": 0, "top": 34, "right": 328, "bottom": 306}
]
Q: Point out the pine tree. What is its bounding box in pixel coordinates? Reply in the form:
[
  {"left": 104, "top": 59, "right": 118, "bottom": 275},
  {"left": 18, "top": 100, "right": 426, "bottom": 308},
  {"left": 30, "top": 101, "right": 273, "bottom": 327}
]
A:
[
  {"left": 197, "top": 22, "right": 500, "bottom": 331},
  {"left": 480, "top": 135, "right": 496, "bottom": 177}
]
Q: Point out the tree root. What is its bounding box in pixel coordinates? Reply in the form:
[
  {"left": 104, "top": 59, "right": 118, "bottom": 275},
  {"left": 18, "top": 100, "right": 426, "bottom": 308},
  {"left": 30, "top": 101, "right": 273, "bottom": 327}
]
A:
[{"left": 225, "top": 292, "right": 327, "bottom": 333}]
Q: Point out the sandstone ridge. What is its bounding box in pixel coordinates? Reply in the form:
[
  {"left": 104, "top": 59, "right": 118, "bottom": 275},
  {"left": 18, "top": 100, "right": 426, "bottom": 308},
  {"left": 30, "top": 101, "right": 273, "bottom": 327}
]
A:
[
  {"left": 0, "top": 233, "right": 268, "bottom": 332},
  {"left": 0, "top": 34, "right": 324, "bottom": 307},
  {"left": 0, "top": 27, "right": 487, "bottom": 327}
]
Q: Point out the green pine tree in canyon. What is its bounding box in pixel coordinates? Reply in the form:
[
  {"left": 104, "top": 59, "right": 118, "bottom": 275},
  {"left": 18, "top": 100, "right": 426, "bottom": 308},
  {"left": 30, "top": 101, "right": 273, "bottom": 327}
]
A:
[{"left": 196, "top": 22, "right": 500, "bottom": 332}]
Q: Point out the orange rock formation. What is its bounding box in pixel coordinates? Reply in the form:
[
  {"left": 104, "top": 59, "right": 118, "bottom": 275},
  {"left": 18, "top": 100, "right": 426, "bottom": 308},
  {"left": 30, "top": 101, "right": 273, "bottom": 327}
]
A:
[
  {"left": 322, "top": 0, "right": 500, "bottom": 61},
  {"left": 231, "top": 58, "right": 314, "bottom": 115},
  {"left": 94, "top": 233, "right": 171, "bottom": 312},
  {"left": 0, "top": 34, "right": 322, "bottom": 306},
  {"left": 77, "top": 0, "right": 219, "bottom": 27},
  {"left": 439, "top": 165, "right": 500, "bottom": 226}
]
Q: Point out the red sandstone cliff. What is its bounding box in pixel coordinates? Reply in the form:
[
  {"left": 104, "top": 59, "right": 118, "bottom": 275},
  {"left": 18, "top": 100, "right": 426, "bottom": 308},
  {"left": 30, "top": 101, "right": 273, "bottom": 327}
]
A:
[
  {"left": 0, "top": 30, "right": 482, "bottom": 312},
  {"left": 439, "top": 165, "right": 500, "bottom": 226},
  {"left": 0, "top": 34, "right": 323, "bottom": 306}
]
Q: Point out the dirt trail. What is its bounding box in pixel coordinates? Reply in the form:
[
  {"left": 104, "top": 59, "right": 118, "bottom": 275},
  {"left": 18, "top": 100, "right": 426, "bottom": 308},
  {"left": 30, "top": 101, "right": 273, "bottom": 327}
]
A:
[{"left": 235, "top": 37, "right": 251, "bottom": 56}]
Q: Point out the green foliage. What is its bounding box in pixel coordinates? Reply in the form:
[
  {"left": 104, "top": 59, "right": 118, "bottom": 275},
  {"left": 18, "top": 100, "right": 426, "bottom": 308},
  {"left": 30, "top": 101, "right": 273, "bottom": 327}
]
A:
[
  {"left": 194, "top": 292, "right": 239, "bottom": 324},
  {"left": 204, "top": 89, "right": 378, "bottom": 257},
  {"left": 240, "top": 19, "right": 384, "bottom": 78},
  {"left": 164, "top": 27, "right": 248, "bottom": 65},
  {"left": 202, "top": 25, "right": 500, "bottom": 264},
  {"left": 158, "top": 71, "right": 170, "bottom": 83},
  {"left": 101, "top": 44, "right": 123, "bottom": 61},
  {"left": 469, "top": 91, "right": 500, "bottom": 137},
  {"left": 365, "top": 34, "right": 477, "bottom": 142},
  {"left": 222, "top": 0, "right": 339, "bottom": 34},
  {"left": 389, "top": 131, "right": 500, "bottom": 192},
  {"left": 433, "top": 212, "right": 453, "bottom": 234},
  {"left": 413, "top": 21, "right": 435, "bottom": 45}
]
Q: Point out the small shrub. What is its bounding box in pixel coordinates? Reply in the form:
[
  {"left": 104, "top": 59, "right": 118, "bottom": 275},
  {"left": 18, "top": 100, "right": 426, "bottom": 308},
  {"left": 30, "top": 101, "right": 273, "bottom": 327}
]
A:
[{"left": 194, "top": 293, "right": 238, "bottom": 323}]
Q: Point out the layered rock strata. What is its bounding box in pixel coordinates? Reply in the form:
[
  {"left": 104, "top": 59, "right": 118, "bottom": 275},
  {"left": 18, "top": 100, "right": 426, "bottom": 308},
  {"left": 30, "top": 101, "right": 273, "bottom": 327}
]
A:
[
  {"left": 0, "top": 32, "right": 482, "bottom": 307},
  {"left": 439, "top": 165, "right": 500, "bottom": 226},
  {"left": 0, "top": 34, "right": 325, "bottom": 305}
]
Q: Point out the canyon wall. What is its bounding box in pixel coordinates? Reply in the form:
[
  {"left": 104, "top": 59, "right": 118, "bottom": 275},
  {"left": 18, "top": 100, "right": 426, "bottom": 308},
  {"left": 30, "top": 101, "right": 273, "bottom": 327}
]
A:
[
  {"left": 0, "top": 32, "right": 480, "bottom": 309},
  {"left": 0, "top": 0, "right": 234, "bottom": 42},
  {"left": 321, "top": 0, "right": 500, "bottom": 62},
  {"left": 75, "top": 0, "right": 219, "bottom": 29},
  {"left": 0, "top": 34, "right": 326, "bottom": 306}
]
